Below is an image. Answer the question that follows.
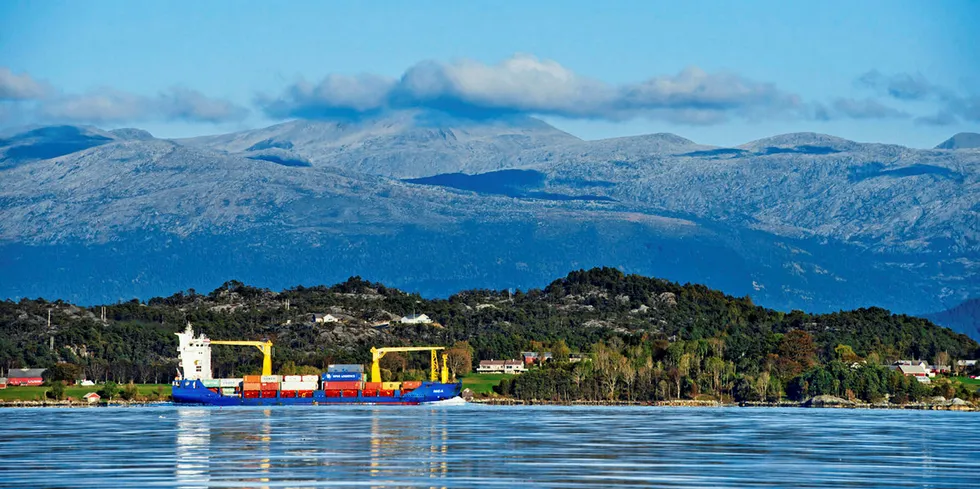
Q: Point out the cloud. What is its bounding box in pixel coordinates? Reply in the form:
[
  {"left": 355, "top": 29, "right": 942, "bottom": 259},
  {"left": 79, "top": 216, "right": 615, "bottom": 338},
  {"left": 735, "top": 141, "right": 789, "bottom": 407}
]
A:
[
  {"left": 831, "top": 98, "right": 908, "bottom": 119},
  {"left": 37, "top": 87, "right": 248, "bottom": 124},
  {"left": 0, "top": 66, "right": 247, "bottom": 125},
  {"left": 915, "top": 110, "right": 958, "bottom": 126},
  {"left": 856, "top": 70, "right": 980, "bottom": 124},
  {"left": 857, "top": 70, "right": 934, "bottom": 101},
  {"left": 0, "top": 67, "right": 48, "bottom": 101},
  {"left": 258, "top": 54, "right": 803, "bottom": 124}
]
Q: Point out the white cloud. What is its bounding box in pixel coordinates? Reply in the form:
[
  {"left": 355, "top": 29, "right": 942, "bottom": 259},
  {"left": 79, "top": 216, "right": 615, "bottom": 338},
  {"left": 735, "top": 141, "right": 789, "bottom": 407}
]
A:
[
  {"left": 0, "top": 67, "right": 48, "bottom": 101},
  {"left": 259, "top": 54, "right": 803, "bottom": 124}
]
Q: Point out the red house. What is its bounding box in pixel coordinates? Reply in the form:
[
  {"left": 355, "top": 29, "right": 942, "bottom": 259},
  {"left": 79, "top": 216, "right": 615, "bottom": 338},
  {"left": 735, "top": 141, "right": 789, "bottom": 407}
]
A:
[{"left": 7, "top": 368, "right": 46, "bottom": 386}]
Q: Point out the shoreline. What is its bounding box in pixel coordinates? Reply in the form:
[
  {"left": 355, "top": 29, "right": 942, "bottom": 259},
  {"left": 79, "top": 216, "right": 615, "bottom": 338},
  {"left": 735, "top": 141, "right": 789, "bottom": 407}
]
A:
[
  {"left": 3, "top": 398, "right": 975, "bottom": 411},
  {"left": 468, "top": 398, "right": 979, "bottom": 411}
]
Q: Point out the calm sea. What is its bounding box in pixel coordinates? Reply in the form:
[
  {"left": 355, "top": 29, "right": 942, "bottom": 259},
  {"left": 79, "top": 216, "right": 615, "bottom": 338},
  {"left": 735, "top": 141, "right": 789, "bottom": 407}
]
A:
[{"left": 0, "top": 405, "right": 977, "bottom": 488}]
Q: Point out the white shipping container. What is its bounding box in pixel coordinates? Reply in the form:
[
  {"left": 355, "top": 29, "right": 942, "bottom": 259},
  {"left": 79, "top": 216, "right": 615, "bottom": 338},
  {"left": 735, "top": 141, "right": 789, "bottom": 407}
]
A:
[
  {"left": 283, "top": 375, "right": 302, "bottom": 382},
  {"left": 280, "top": 381, "right": 318, "bottom": 391},
  {"left": 219, "top": 378, "right": 243, "bottom": 387},
  {"left": 220, "top": 387, "right": 237, "bottom": 395},
  {"left": 201, "top": 379, "right": 220, "bottom": 387},
  {"left": 260, "top": 375, "right": 281, "bottom": 383},
  {"left": 300, "top": 375, "right": 318, "bottom": 383}
]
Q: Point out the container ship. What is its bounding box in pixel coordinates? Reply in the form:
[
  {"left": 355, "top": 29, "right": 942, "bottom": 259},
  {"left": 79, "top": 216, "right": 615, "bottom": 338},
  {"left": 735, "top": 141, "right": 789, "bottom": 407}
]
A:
[{"left": 171, "top": 324, "right": 463, "bottom": 405}]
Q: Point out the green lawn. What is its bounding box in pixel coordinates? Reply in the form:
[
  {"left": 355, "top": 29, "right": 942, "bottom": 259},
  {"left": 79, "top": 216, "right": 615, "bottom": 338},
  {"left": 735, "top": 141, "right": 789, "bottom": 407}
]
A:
[
  {"left": 461, "top": 373, "right": 515, "bottom": 395},
  {"left": 953, "top": 376, "right": 980, "bottom": 389},
  {"left": 0, "top": 384, "right": 171, "bottom": 402}
]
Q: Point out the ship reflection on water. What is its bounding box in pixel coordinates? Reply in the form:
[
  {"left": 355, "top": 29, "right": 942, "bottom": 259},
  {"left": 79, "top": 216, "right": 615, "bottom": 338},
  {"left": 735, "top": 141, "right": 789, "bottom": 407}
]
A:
[{"left": 0, "top": 406, "right": 977, "bottom": 488}]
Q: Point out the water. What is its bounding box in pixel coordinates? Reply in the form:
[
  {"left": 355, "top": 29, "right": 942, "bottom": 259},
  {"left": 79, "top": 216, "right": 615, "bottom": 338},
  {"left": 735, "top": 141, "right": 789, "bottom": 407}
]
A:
[{"left": 0, "top": 405, "right": 978, "bottom": 488}]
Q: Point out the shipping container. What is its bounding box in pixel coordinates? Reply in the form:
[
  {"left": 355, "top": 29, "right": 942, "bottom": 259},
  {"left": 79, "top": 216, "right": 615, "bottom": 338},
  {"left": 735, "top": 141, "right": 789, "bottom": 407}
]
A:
[
  {"left": 282, "top": 375, "right": 302, "bottom": 382},
  {"left": 362, "top": 389, "right": 378, "bottom": 397},
  {"left": 242, "top": 382, "right": 262, "bottom": 391},
  {"left": 260, "top": 375, "right": 281, "bottom": 383},
  {"left": 280, "top": 390, "right": 296, "bottom": 398},
  {"left": 243, "top": 375, "right": 262, "bottom": 384},
  {"left": 280, "top": 381, "right": 317, "bottom": 391},
  {"left": 364, "top": 382, "right": 382, "bottom": 390},
  {"left": 322, "top": 381, "right": 362, "bottom": 390},
  {"left": 297, "top": 391, "right": 314, "bottom": 398},
  {"left": 378, "top": 389, "right": 394, "bottom": 397},
  {"left": 324, "top": 390, "right": 341, "bottom": 398},
  {"left": 327, "top": 364, "right": 364, "bottom": 373},
  {"left": 300, "top": 375, "right": 318, "bottom": 383},
  {"left": 340, "top": 389, "right": 359, "bottom": 397},
  {"left": 260, "top": 390, "right": 278, "bottom": 398},
  {"left": 402, "top": 381, "right": 422, "bottom": 389},
  {"left": 220, "top": 387, "right": 237, "bottom": 396},
  {"left": 207, "top": 387, "right": 219, "bottom": 394},
  {"left": 201, "top": 379, "right": 220, "bottom": 388},
  {"left": 219, "top": 378, "right": 243, "bottom": 388},
  {"left": 243, "top": 390, "right": 259, "bottom": 398},
  {"left": 321, "top": 372, "right": 361, "bottom": 381},
  {"left": 382, "top": 382, "right": 401, "bottom": 390},
  {"left": 260, "top": 382, "right": 279, "bottom": 390}
]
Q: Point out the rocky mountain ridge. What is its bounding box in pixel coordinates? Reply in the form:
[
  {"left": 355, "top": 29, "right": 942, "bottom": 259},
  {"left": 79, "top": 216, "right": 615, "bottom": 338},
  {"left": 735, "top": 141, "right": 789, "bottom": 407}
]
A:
[{"left": 0, "top": 111, "right": 976, "bottom": 328}]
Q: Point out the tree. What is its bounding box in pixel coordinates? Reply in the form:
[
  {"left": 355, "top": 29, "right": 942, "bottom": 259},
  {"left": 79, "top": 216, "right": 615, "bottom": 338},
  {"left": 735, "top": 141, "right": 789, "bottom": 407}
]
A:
[
  {"left": 98, "top": 381, "right": 120, "bottom": 400},
  {"left": 552, "top": 339, "right": 571, "bottom": 363},
  {"left": 446, "top": 341, "right": 474, "bottom": 378},
  {"left": 119, "top": 382, "right": 140, "bottom": 401},
  {"left": 834, "top": 344, "right": 861, "bottom": 364},
  {"left": 45, "top": 362, "right": 84, "bottom": 383},
  {"left": 46, "top": 381, "right": 66, "bottom": 400}
]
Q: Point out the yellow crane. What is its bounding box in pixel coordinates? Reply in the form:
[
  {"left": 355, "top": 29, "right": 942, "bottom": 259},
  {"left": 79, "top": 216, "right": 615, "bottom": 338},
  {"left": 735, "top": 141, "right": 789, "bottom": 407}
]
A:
[
  {"left": 370, "top": 346, "right": 449, "bottom": 384},
  {"left": 211, "top": 340, "right": 274, "bottom": 376}
]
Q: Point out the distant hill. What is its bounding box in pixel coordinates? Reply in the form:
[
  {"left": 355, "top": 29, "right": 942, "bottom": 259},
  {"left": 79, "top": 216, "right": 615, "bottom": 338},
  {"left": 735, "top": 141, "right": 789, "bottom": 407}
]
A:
[
  {"left": 935, "top": 132, "right": 980, "bottom": 150},
  {"left": 0, "top": 112, "right": 977, "bottom": 316},
  {"left": 923, "top": 298, "right": 980, "bottom": 341}
]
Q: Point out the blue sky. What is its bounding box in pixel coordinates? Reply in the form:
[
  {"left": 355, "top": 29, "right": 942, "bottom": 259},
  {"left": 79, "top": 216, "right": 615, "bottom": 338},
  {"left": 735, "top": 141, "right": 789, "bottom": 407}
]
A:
[{"left": 1, "top": 0, "right": 977, "bottom": 147}]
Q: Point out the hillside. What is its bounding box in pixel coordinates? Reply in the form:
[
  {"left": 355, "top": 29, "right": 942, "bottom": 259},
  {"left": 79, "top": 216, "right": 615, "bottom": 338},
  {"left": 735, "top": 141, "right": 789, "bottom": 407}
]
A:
[
  {"left": 2, "top": 269, "right": 976, "bottom": 388},
  {"left": 0, "top": 115, "right": 977, "bottom": 317},
  {"left": 924, "top": 298, "right": 980, "bottom": 340},
  {"left": 935, "top": 132, "right": 980, "bottom": 150}
]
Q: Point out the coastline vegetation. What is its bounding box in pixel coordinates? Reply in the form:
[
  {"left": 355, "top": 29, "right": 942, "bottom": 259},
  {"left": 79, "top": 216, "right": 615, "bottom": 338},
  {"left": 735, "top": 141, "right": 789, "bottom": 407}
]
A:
[{"left": 1, "top": 268, "right": 977, "bottom": 406}]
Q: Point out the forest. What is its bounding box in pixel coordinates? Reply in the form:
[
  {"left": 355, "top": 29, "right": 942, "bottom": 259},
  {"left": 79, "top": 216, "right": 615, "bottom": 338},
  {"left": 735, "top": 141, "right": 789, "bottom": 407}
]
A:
[{"left": 2, "top": 268, "right": 977, "bottom": 403}]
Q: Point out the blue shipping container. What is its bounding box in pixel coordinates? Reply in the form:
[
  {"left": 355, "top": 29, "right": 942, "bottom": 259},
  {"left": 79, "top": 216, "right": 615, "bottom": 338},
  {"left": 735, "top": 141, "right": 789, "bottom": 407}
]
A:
[
  {"left": 321, "top": 372, "right": 361, "bottom": 381},
  {"left": 327, "top": 364, "right": 364, "bottom": 373}
]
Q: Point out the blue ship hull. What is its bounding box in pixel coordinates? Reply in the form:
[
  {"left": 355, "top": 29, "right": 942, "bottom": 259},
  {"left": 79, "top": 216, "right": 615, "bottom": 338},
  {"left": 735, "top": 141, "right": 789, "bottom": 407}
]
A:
[{"left": 171, "top": 380, "right": 462, "bottom": 406}]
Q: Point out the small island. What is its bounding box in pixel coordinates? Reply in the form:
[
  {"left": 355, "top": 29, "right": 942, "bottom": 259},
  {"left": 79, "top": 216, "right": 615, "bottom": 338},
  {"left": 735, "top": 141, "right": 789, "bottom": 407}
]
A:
[{"left": 2, "top": 268, "right": 978, "bottom": 409}]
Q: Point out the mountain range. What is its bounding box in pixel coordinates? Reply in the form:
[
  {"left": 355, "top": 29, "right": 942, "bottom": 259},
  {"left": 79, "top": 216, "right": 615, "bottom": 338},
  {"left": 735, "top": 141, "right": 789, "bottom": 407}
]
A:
[{"left": 0, "top": 112, "right": 977, "bottom": 338}]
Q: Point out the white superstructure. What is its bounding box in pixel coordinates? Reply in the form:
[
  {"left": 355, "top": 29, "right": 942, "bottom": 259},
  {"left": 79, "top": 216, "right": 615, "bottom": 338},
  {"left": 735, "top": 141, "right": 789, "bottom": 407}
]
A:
[{"left": 176, "top": 323, "right": 212, "bottom": 380}]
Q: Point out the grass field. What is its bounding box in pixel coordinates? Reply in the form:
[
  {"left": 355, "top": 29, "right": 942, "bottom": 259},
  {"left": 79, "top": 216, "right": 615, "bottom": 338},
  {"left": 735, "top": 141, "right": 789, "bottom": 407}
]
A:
[
  {"left": 461, "top": 373, "right": 515, "bottom": 395},
  {"left": 953, "top": 376, "right": 980, "bottom": 389},
  {"left": 0, "top": 384, "right": 171, "bottom": 401}
]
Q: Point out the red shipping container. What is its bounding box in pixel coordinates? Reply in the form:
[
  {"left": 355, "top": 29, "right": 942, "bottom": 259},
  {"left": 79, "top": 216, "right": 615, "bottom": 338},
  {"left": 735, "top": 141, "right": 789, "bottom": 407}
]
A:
[
  {"left": 260, "top": 382, "right": 278, "bottom": 390},
  {"left": 364, "top": 382, "right": 382, "bottom": 390},
  {"left": 207, "top": 388, "right": 219, "bottom": 394},
  {"left": 242, "top": 382, "right": 262, "bottom": 391},
  {"left": 378, "top": 389, "right": 394, "bottom": 397},
  {"left": 297, "top": 391, "right": 314, "bottom": 398},
  {"left": 362, "top": 389, "right": 378, "bottom": 397},
  {"left": 324, "top": 390, "right": 341, "bottom": 397},
  {"left": 322, "top": 381, "right": 361, "bottom": 390},
  {"left": 340, "top": 389, "right": 359, "bottom": 397},
  {"left": 402, "top": 381, "right": 422, "bottom": 389},
  {"left": 244, "top": 391, "right": 259, "bottom": 398},
  {"left": 260, "top": 390, "right": 278, "bottom": 398},
  {"left": 280, "top": 390, "right": 296, "bottom": 398}
]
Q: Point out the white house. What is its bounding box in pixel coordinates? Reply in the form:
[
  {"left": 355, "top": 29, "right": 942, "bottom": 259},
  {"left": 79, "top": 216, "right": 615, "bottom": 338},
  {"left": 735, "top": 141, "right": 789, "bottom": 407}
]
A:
[
  {"left": 400, "top": 313, "right": 432, "bottom": 324},
  {"left": 477, "top": 360, "right": 527, "bottom": 374},
  {"left": 897, "top": 364, "right": 932, "bottom": 382},
  {"left": 312, "top": 313, "right": 339, "bottom": 323}
]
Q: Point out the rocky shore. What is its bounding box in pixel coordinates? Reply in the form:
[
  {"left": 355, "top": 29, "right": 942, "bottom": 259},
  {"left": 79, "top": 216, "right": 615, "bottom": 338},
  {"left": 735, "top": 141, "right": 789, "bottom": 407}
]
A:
[{"left": 470, "top": 396, "right": 978, "bottom": 411}]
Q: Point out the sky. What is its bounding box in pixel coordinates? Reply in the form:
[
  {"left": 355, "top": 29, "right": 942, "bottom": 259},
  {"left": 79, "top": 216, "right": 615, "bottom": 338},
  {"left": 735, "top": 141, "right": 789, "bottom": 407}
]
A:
[{"left": 1, "top": 0, "right": 977, "bottom": 148}]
